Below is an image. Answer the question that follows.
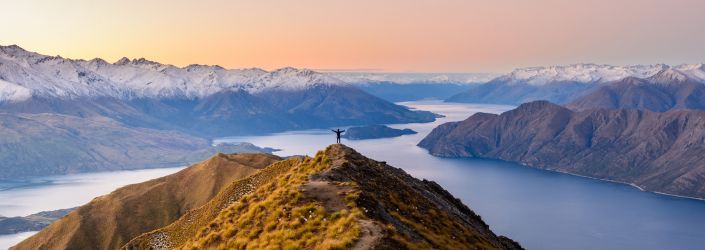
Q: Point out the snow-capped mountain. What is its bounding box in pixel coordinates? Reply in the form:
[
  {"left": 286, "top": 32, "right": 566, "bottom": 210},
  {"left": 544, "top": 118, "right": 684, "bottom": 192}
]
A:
[
  {"left": 498, "top": 63, "right": 705, "bottom": 86},
  {"left": 329, "top": 72, "right": 498, "bottom": 84},
  {"left": 0, "top": 45, "right": 344, "bottom": 102},
  {"left": 0, "top": 44, "right": 438, "bottom": 137},
  {"left": 447, "top": 63, "right": 705, "bottom": 105}
]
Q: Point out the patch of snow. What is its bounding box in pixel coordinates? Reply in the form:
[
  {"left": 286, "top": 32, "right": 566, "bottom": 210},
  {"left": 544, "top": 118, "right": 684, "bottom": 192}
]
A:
[
  {"left": 0, "top": 45, "right": 349, "bottom": 102},
  {"left": 500, "top": 64, "right": 669, "bottom": 85},
  {"left": 0, "top": 79, "right": 32, "bottom": 102},
  {"left": 328, "top": 72, "right": 498, "bottom": 84},
  {"left": 674, "top": 63, "right": 705, "bottom": 82}
]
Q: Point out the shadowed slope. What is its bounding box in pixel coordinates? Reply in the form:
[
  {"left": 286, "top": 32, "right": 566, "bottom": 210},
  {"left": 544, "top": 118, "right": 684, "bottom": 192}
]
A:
[
  {"left": 567, "top": 69, "right": 705, "bottom": 112},
  {"left": 11, "top": 153, "right": 281, "bottom": 250},
  {"left": 419, "top": 101, "right": 705, "bottom": 199}
]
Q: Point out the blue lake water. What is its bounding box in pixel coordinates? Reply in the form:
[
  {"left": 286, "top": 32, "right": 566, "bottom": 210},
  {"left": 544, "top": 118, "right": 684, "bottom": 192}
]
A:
[
  {"left": 0, "top": 167, "right": 184, "bottom": 249},
  {"left": 215, "top": 101, "right": 705, "bottom": 250},
  {"left": 1, "top": 101, "right": 705, "bottom": 249}
]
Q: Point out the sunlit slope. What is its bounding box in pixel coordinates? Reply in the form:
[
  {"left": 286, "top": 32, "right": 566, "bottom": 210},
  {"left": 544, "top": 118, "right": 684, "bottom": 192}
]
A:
[
  {"left": 125, "top": 145, "right": 521, "bottom": 249},
  {"left": 11, "top": 153, "right": 281, "bottom": 250}
]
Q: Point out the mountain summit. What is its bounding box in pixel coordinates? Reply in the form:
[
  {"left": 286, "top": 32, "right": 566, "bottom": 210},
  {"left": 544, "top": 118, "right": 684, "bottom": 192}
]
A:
[
  {"left": 446, "top": 63, "right": 705, "bottom": 105},
  {"left": 14, "top": 145, "right": 521, "bottom": 250},
  {"left": 567, "top": 68, "right": 705, "bottom": 111},
  {"left": 0, "top": 44, "right": 343, "bottom": 102}
]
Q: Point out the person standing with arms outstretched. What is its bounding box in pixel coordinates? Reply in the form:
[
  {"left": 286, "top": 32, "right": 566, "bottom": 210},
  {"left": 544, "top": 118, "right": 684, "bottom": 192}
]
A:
[{"left": 332, "top": 128, "right": 345, "bottom": 144}]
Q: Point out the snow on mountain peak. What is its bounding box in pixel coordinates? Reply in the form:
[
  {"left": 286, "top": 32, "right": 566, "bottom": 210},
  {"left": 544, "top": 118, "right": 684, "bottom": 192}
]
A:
[
  {"left": 114, "top": 57, "right": 131, "bottom": 65},
  {"left": 0, "top": 79, "right": 32, "bottom": 102},
  {"left": 0, "top": 45, "right": 349, "bottom": 102},
  {"left": 327, "top": 72, "right": 498, "bottom": 84},
  {"left": 0, "top": 44, "right": 29, "bottom": 57},
  {"left": 500, "top": 64, "right": 665, "bottom": 85},
  {"left": 647, "top": 68, "right": 691, "bottom": 84},
  {"left": 674, "top": 63, "right": 705, "bottom": 82}
]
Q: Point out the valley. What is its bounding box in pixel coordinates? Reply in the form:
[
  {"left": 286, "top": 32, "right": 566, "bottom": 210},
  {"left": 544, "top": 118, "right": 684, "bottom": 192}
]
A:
[
  {"left": 4, "top": 101, "right": 705, "bottom": 249},
  {"left": 3, "top": 2, "right": 705, "bottom": 249}
]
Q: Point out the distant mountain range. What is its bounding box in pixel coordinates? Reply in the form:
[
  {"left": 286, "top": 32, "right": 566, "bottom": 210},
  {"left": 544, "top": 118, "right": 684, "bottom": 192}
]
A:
[
  {"left": 14, "top": 145, "right": 521, "bottom": 249},
  {"left": 419, "top": 101, "right": 705, "bottom": 199},
  {"left": 423, "top": 63, "right": 705, "bottom": 201},
  {"left": 447, "top": 63, "right": 705, "bottom": 105},
  {"left": 0, "top": 45, "right": 439, "bottom": 178},
  {"left": 567, "top": 68, "right": 705, "bottom": 112},
  {"left": 0, "top": 45, "right": 436, "bottom": 137},
  {"left": 329, "top": 72, "right": 496, "bottom": 102}
]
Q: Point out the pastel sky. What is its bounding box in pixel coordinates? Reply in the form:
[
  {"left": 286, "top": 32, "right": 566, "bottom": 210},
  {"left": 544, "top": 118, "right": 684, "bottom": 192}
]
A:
[{"left": 1, "top": 0, "right": 704, "bottom": 73}]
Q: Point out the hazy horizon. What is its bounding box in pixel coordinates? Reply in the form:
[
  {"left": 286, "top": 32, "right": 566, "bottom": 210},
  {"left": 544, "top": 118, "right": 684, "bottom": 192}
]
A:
[{"left": 2, "top": 0, "right": 704, "bottom": 73}]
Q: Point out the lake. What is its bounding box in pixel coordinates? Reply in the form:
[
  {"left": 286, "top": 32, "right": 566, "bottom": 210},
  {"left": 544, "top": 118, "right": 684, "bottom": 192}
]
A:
[
  {"left": 0, "top": 167, "right": 184, "bottom": 249},
  {"left": 2, "top": 100, "right": 705, "bottom": 249},
  {"left": 216, "top": 100, "right": 705, "bottom": 250}
]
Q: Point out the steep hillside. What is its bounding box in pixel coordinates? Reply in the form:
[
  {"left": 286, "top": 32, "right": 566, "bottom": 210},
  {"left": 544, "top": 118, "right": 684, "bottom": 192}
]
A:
[
  {"left": 0, "top": 45, "right": 436, "bottom": 137},
  {"left": 0, "top": 112, "right": 276, "bottom": 178},
  {"left": 256, "top": 85, "right": 437, "bottom": 128},
  {"left": 122, "top": 144, "right": 520, "bottom": 249},
  {"left": 356, "top": 83, "right": 474, "bottom": 102},
  {"left": 0, "top": 44, "right": 436, "bottom": 178},
  {"left": 446, "top": 80, "right": 593, "bottom": 105},
  {"left": 419, "top": 101, "right": 705, "bottom": 199},
  {"left": 324, "top": 72, "right": 496, "bottom": 102},
  {"left": 11, "top": 153, "right": 281, "bottom": 250},
  {"left": 567, "top": 69, "right": 705, "bottom": 111}
]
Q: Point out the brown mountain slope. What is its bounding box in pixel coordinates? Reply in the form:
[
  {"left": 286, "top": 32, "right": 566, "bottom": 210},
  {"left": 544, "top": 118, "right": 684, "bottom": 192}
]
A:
[
  {"left": 567, "top": 69, "right": 705, "bottom": 112},
  {"left": 0, "top": 112, "right": 277, "bottom": 179},
  {"left": 125, "top": 144, "right": 521, "bottom": 249},
  {"left": 419, "top": 101, "right": 705, "bottom": 199},
  {"left": 11, "top": 153, "right": 281, "bottom": 250}
]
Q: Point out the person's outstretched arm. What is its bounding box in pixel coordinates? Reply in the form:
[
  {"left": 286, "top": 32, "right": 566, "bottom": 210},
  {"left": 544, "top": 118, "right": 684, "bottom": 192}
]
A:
[{"left": 341, "top": 130, "right": 345, "bottom": 132}]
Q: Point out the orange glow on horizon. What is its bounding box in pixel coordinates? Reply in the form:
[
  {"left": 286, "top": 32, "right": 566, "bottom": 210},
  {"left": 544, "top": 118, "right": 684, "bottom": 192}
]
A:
[{"left": 1, "top": 0, "right": 704, "bottom": 73}]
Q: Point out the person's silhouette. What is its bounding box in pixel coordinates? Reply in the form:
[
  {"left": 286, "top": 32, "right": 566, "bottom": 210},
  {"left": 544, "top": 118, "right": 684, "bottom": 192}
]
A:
[{"left": 332, "top": 128, "right": 345, "bottom": 144}]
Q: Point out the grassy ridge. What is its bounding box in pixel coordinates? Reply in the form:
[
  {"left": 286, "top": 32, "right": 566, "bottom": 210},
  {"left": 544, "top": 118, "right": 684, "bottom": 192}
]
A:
[
  {"left": 12, "top": 153, "right": 281, "bottom": 250},
  {"left": 125, "top": 145, "right": 521, "bottom": 249}
]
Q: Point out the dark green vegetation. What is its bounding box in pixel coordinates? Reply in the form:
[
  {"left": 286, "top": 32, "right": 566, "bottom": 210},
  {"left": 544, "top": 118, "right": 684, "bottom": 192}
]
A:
[
  {"left": 342, "top": 125, "right": 417, "bottom": 140},
  {"left": 419, "top": 101, "right": 705, "bottom": 199},
  {"left": 15, "top": 145, "right": 521, "bottom": 250},
  {"left": 0, "top": 208, "right": 74, "bottom": 235}
]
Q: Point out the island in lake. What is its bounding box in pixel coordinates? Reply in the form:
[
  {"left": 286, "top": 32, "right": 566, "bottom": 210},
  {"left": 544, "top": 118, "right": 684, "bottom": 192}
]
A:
[
  {"left": 341, "top": 125, "right": 417, "bottom": 140},
  {"left": 0, "top": 208, "right": 74, "bottom": 235}
]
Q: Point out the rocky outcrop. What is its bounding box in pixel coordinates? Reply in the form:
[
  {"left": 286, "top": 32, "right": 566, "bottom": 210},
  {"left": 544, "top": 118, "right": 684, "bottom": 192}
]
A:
[{"left": 419, "top": 101, "right": 705, "bottom": 199}]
